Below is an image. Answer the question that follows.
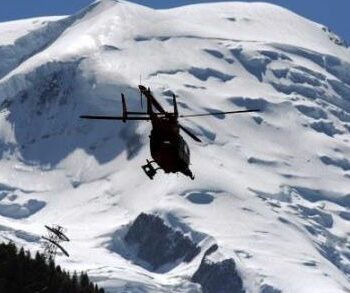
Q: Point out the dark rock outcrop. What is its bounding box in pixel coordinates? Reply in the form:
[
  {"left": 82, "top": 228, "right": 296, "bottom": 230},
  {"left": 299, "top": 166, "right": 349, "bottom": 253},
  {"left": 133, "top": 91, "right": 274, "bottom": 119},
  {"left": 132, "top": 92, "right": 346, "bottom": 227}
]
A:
[
  {"left": 192, "top": 245, "right": 244, "bottom": 293},
  {"left": 260, "top": 284, "right": 282, "bottom": 293},
  {"left": 124, "top": 213, "right": 200, "bottom": 271}
]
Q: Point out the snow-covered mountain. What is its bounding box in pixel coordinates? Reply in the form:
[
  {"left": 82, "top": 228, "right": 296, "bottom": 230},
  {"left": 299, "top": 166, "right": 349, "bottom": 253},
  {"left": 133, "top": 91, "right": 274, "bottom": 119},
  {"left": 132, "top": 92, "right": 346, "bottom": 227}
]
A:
[{"left": 0, "top": 0, "right": 350, "bottom": 292}]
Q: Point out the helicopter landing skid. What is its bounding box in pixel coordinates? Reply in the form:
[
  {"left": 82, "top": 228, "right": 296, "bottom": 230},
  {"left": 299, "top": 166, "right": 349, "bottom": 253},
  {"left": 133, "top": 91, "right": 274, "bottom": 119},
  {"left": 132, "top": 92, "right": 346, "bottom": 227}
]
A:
[{"left": 142, "top": 160, "right": 158, "bottom": 180}]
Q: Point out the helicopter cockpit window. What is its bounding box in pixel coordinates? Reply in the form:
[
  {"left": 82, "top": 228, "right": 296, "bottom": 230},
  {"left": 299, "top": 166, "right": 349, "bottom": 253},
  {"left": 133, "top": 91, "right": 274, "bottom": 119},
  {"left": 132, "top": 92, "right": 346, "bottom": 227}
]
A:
[{"left": 184, "top": 142, "right": 190, "bottom": 155}]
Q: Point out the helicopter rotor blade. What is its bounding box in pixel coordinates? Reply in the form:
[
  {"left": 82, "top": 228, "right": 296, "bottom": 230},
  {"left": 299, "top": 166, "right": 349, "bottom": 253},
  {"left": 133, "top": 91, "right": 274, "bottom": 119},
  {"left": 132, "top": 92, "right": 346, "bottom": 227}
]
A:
[
  {"left": 173, "top": 94, "right": 178, "bottom": 118},
  {"left": 179, "top": 125, "right": 202, "bottom": 142},
  {"left": 80, "top": 115, "right": 149, "bottom": 121},
  {"left": 150, "top": 93, "right": 166, "bottom": 113},
  {"left": 179, "top": 109, "right": 260, "bottom": 118},
  {"left": 139, "top": 75, "right": 143, "bottom": 109},
  {"left": 140, "top": 89, "right": 143, "bottom": 109}
]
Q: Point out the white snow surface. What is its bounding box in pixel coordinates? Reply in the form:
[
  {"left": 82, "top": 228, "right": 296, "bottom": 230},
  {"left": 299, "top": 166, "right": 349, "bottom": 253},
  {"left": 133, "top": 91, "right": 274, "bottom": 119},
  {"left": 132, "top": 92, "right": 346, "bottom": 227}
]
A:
[{"left": 0, "top": 0, "right": 350, "bottom": 292}]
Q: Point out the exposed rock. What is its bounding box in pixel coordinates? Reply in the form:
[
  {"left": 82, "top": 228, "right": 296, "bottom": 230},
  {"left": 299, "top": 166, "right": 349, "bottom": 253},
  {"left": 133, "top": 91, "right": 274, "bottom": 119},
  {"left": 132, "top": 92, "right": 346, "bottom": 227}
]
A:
[
  {"left": 260, "top": 284, "right": 282, "bottom": 293},
  {"left": 192, "top": 245, "right": 244, "bottom": 293},
  {"left": 124, "top": 213, "right": 200, "bottom": 271}
]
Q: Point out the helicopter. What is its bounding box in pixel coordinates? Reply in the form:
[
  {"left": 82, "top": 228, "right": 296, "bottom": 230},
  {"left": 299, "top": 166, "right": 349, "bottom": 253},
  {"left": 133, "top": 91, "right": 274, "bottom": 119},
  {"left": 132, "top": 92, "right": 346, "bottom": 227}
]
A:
[{"left": 80, "top": 85, "right": 259, "bottom": 180}]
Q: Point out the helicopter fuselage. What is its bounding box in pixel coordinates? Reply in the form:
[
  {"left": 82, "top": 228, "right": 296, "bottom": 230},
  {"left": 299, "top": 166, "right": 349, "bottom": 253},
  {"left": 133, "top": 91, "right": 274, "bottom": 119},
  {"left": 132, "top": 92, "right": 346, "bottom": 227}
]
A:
[
  {"left": 80, "top": 84, "right": 259, "bottom": 180},
  {"left": 149, "top": 115, "right": 193, "bottom": 179}
]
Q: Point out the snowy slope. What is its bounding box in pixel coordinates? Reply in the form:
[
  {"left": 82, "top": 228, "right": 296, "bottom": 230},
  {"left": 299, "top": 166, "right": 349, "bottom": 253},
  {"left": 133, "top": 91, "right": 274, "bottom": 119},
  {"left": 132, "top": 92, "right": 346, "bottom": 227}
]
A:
[{"left": 0, "top": 0, "right": 350, "bottom": 292}]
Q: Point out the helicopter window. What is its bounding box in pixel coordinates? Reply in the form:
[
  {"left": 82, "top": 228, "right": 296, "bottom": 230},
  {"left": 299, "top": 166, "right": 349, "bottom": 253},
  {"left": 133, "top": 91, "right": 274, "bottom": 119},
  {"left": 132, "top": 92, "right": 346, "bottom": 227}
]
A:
[
  {"left": 160, "top": 139, "right": 172, "bottom": 147},
  {"left": 183, "top": 142, "right": 190, "bottom": 155}
]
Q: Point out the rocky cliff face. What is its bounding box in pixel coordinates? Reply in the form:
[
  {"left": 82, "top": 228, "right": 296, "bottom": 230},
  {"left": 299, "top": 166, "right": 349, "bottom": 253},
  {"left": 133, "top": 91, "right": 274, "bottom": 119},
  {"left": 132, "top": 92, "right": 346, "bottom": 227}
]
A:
[
  {"left": 124, "top": 213, "right": 200, "bottom": 271},
  {"left": 192, "top": 244, "right": 245, "bottom": 293}
]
